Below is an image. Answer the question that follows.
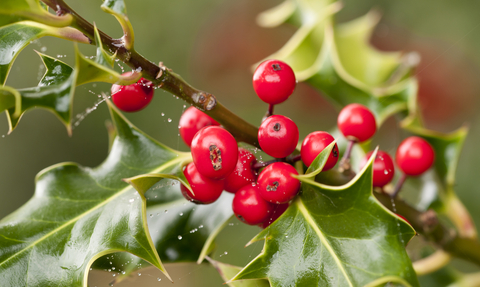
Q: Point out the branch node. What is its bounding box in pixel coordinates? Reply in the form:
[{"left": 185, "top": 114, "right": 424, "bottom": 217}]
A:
[
  {"left": 193, "top": 92, "right": 217, "bottom": 111},
  {"left": 420, "top": 210, "right": 438, "bottom": 232}
]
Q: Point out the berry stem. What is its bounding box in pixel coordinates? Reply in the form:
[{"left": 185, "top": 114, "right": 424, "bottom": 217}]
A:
[
  {"left": 268, "top": 104, "right": 274, "bottom": 117},
  {"left": 391, "top": 173, "right": 407, "bottom": 198},
  {"left": 40, "top": 0, "right": 260, "bottom": 148},
  {"left": 338, "top": 140, "right": 355, "bottom": 172},
  {"left": 252, "top": 158, "right": 284, "bottom": 171}
]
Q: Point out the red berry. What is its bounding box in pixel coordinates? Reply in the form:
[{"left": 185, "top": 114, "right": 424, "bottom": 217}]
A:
[
  {"left": 179, "top": 107, "right": 220, "bottom": 147},
  {"left": 252, "top": 59, "right": 296, "bottom": 105},
  {"left": 260, "top": 203, "right": 289, "bottom": 229},
  {"left": 232, "top": 183, "right": 275, "bottom": 225},
  {"left": 181, "top": 163, "right": 224, "bottom": 204},
  {"left": 111, "top": 72, "right": 154, "bottom": 112},
  {"left": 257, "top": 162, "right": 300, "bottom": 204},
  {"left": 360, "top": 150, "right": 395, "bottom": 187},
  {"left": 191, "top": 126, "right": 238, "bottom": 180},
  {"left": 337, "top": 103, "right": 376, "bottom": 142},
  {"left": 258, "top": 115, "right": 299, "bottom": 158},
  {"left": 396, "top": 136, "right": 435, "bottom": 176},
  {"left": 300, "top": 131, "right": 339, "bottom": 170},
  {"left": 224, "top": 148, "right": 257, "bottom": 193}
]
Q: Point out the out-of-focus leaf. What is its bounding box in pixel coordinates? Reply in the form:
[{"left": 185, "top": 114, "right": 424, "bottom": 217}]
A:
[
  {"left": 233, "top": 148, "right": 419, "bottom": 287},
  {"left": 207, "top": 257, "right": 270, "bottom": 287},
  {"left": 0, "top": 0, "right": 72, "bottom": 27},
  {"left": 401, "top": 117, "right": 476, "bottom": 239},
  {"left": 101, "top": 0, "right": 134, "bottom": 49},
  {"left": 0, "top": 102, "right": 198, "bottom": 286},
  {"left": 0, "top": 21, "right": 88, "bottom": 85}
]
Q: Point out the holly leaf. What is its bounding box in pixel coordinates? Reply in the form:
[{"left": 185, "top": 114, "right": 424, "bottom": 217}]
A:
[
  {"left": 0, "top": 0, "right": 72, "bottom": 27},
  {"left": 101, "top": 0, "right": 134, "bottom": 49},
  {"left": 93, "top": 25, "right": 115, "bottom": 68},
  {"left": 259, "top": 2, "right": 418, "bottom": 126},
  {"left": 1, "top": 41, "right": 140, "bottom": 134},
  {"left": 207, "top": 257, "right": 270, "bottom": 287},
  {"left": 93, "top": 181, "right": 235, "bottom": 283},
  {"left": 401, "top": 117, "right": 476, "bottom": 239},
  {"left": 0, "top": 21, "right": 88, "bottom": 85},
  {"left": 232, "top": 148, "right": 419, "bottom": 286},
  {"left": 0, "top": 101, "right": 199, "bottom": 286}
]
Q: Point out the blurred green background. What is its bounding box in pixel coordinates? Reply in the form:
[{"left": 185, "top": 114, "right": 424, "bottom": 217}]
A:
[{"left": 2, "top": 0, "right": 480, "bottom": 286}]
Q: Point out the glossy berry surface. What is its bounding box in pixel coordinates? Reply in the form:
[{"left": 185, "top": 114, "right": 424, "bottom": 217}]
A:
[
  {"left": 191, "top": 126, "right": 238, "bottom": 180},
  {"left": 181, "top": 163, "right": 224, "bottom": 204},
  {"left": 257, "top": 162, "right": 300, "bottom": 204},
  {"left": 260, "top": 203, "right": 289, "bottom": 229},
  {"left": 252, "top": 59, "right": 296, "bottom": 105},
  {"left": 301, "top": 131, "right": 339, "bottom": 170},
  {"left": 179, "top": 106, "right": 220, "bottom": 147},
  {"left": 224, "top": 148, "right": 257, "bottom": 193},
  {"left": 337, "top": 103, "right": 376, "bottom": 142},
  {"left": 258, "top": 115, "right": 299, "bottom": 158},
  {"left": 396, "top": 136, "right": 435, "bottom": 176},
  {"left": 360, "top": 150, "right": 395, "bottom": 187},
  {"left": 111, "top": 72, "right": 154, "bottom": 112},
  {"left": 232, "top": 183, "right": 274, "bottom": 225}
]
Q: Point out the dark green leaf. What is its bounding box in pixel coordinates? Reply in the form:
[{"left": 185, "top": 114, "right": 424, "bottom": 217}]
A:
[
  {"left": 2, "top": 44, "right": 139, "bottom": 134},
  {"left": 233, "top": 149, "right": 419, "bottom": 287},
  {"left": 0, "top": 21, "right": 88, "bottom": 85},
  {"left": 93, "top": 179, "right": 235, "bottom": 282},
  {"left": 0, "top": 102, "right": 198, "bottom": 286}
]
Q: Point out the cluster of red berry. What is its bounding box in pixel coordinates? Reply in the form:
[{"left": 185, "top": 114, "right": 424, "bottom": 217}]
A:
[{"left": 111, "top": 60, "right": 436, "bottom": 229}]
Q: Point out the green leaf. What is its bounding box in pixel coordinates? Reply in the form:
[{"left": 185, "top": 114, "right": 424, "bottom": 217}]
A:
[
  {"left": 0, "top": 0, "right": 73, "bottom": 27},
  {"left": 233, "top": 149, "right": 419, "bottom": 287},
  {"left": 101, "top": 0, "right": 135, "bottom": 49},
  {"left": 401, "top": 117, "right": 477, "bottom": 238},
  {"left": 0, "top": 21, "right": 88, "bottom": 85},
  {"left": 93, "top": 181, "right": 235, "bottom": 283},
  {"left": 93, "top": 25, "right": 115, "bottom": 68},
  {"left": 207, "top": 257, "right": 270, "bottom": 287},
  {"left": 259, "top": 3, "right": 418, "bottom": 126},
  {"left": 0, "top": 101, "right": 197, "bottom": 286},
  {"left": 2, "top": 44, "right": 140, "bottom": 134},
  {"left": 4, "top": 52, "right": 75, "bottom": 134}
]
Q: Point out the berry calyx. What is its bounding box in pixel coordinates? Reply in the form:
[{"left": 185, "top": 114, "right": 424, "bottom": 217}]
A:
[
  {"left": 337, "top": 103, "right": 376, "bottom": 142},
  {"left": 396, "top": 136, "right": 435, "bottom": 176},
  {"left": 258, "top": 115, "right": 299, "bottom": 159},
  {"left": 257, "top": 162, "right": 300, "bottom": 204},
  {"left": 301, "top": 131, "right": 339, "bottom": 170},
  {"left": 253, "top": 59, "right": 296, "bottom": 105},
  {"left": 180, "top": 162, "right": 224, "bottom": 204},
  {"left": 260, "top": 203, "right": 289, "bottom": 229},
  {"left": 232, "top": 183, "right": 274, "bottom": 225},
  {"left": 360, "top": 150, "right": 395, "bottom": 187},
  {"left": 224, "top": 148, "right": 257, "bottom": 193},
  {"left": 111, "top": 72, "right": 154, "bottom": 112},
  {"left": 191, "top": 126, "right": 238, "bottom": 180},
  {"left": 179, "top": 106, "right": 220, "bottom": 147}
]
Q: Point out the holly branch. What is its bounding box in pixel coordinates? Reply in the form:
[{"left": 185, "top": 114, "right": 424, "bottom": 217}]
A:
[{"left": 38, "top": 0, "right": 480, "bottom": 276}]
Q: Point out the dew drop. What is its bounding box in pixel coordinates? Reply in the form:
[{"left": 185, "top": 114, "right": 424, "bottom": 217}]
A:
[
  {"left": 178, "top": 235, "right": 183, "bottom": 240},
  {"left": 138, "top": 273, "right": 142, "bottom": 276},
  {"left": 167, "top": 118, "right": 172, "bottom": 123},
  {"left": 129, "top": 198, "right": 135, "bottom": 203},
  {"left": 157, "top": 278, "right": 162, "bottom": 281}
]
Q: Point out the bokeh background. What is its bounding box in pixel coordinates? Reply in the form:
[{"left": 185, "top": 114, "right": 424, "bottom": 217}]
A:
[{"left": 1, "top": 0, "right": 480, "bottom": 286}]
